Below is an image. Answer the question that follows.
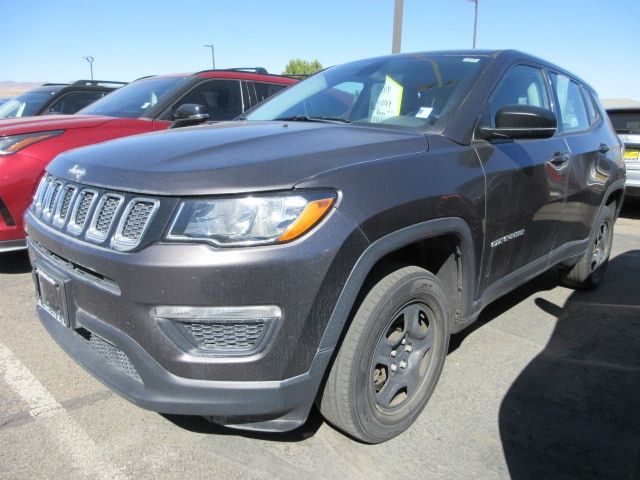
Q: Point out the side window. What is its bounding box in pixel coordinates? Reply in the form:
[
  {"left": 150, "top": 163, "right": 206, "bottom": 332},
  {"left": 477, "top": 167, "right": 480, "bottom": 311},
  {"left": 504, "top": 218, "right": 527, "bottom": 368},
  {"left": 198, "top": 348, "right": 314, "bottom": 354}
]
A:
[
  {"left": 550, "top": 73, "right": 590, "bottom": 132},
  {"left": 252, "top": 82, "right": 287, "bottom": 105},
  {"left": 46, "top": 92, "right": 105, "bottom": 114},
  {"left": 582, "top": 87, "right": 599, "bottom": 125},
  {"left": 165, "top": 80, "right": 243, "bottom": 121},
  {"left": 488, "top": 65, "right": 550, "bottom": 126}
]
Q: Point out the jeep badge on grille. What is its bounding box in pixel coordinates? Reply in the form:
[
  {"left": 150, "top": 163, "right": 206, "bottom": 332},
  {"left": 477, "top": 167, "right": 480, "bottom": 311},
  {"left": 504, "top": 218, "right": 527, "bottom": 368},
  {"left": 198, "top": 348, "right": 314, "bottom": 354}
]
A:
[{"left": 69, "top": 164, "right": 86, "bottom": 181}]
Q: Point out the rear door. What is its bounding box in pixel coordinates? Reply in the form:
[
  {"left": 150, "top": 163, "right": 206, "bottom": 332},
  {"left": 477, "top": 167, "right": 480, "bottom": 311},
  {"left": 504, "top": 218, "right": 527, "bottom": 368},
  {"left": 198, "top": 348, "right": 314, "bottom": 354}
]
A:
[
  {"left": 474, "top": 64, "right": 569, "bottom": 289},
  {"left": 548, "top": 73, "right": 616, "bottom": 246}
]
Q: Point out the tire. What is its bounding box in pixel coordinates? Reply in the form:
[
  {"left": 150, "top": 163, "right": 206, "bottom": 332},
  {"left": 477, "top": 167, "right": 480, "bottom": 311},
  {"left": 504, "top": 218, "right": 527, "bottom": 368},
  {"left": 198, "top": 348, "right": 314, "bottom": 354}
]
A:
[
  {"left": 318, "top": 265, "right": 450, "bottom": 443},
  {"left": 561, "top": 204, "right": 615, "bottom": 290}
]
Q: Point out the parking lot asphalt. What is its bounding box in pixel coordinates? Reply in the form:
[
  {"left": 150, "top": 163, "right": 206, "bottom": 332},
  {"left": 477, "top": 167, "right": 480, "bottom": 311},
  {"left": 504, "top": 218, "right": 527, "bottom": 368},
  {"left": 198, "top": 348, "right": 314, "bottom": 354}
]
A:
[{"left": 1, "top": 202, "right": 639, "bottom": 480}]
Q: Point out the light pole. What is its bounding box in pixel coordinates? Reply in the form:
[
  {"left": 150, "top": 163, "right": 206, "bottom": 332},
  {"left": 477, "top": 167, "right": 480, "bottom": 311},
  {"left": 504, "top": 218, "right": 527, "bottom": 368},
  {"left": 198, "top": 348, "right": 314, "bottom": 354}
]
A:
[
  {"left": 203, "top": 44, "right": 215, "bottom": 69},
  {"left": 467, "top": 0, "right": 479, "bottom": 49},
  {"left": 82, "top": 56, "right": 94, "bottom": 80},
  {"left": 392, "top": 0, "right": 404, "bottom": 54}
]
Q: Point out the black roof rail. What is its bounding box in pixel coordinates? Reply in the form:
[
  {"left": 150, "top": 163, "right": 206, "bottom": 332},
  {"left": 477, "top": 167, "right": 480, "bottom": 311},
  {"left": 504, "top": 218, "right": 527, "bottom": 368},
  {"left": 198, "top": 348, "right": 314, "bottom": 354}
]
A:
[
  {"left": 70, "top": 80, "right": 128, "bottom": 87},
  {"left": 41, "top": 83, "right": 70, "bottom": 87},
  {"left": 225, "top": 67, "right": 269, "bottom": 74},
  {"left": 194, "top": 67, "right": 270, "bottom": 75}
]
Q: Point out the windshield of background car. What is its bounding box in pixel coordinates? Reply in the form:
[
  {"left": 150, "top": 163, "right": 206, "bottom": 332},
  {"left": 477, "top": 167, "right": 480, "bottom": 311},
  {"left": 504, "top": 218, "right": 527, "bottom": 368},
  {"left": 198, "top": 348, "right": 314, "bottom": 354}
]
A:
[
  {"left": 0, "top": 89, "right": 60, "bottom": 118},
  {"left": 608, "top": 110, "right": 640, "bottom": 134},
  {"left": 78, "top": 76, "right": 187, "bottom": 118},
  {"left": 245, "top": 54, "right": 488, "bottom": 131}
]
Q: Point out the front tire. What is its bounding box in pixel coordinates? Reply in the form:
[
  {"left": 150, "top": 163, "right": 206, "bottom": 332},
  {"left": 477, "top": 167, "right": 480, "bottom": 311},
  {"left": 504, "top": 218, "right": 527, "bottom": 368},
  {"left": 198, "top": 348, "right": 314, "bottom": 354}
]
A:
[{"left": 318, "top": 265, "right": 450, "bottom": 443}]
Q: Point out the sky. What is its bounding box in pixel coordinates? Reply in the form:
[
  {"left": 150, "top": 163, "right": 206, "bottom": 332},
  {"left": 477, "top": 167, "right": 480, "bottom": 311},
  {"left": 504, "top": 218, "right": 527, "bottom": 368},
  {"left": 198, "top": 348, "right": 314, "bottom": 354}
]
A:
[{"left": 1, "top": 0, "right": 639, "bottom": 100}]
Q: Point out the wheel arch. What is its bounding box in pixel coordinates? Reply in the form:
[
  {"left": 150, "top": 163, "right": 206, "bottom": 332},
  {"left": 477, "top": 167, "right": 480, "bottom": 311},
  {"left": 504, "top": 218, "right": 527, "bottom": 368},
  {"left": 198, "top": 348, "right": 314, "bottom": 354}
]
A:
[{"left": 318, "top": 217, "right": 477, "bottom": 352}]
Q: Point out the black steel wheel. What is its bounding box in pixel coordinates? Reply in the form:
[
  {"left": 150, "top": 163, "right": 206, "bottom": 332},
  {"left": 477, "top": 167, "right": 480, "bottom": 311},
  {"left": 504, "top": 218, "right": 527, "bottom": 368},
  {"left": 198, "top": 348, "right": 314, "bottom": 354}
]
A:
[
  {"left": 561, "top": 204, "right": 615, "bottom": 290},
  {"left": 318, "top": 265, "right": 450, "bottom": 443}
]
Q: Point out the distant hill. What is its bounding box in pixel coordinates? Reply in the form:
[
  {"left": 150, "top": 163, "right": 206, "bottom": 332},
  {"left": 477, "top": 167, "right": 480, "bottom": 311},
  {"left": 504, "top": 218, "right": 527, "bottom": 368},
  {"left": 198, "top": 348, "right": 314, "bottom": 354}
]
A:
[{"left": 0, "top": 81, "right": 44, "bottom": 98}]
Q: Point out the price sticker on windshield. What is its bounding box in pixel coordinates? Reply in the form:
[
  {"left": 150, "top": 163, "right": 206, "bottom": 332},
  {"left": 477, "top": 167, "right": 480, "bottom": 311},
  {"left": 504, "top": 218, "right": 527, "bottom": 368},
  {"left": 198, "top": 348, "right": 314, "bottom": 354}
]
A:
[{"left": 371, "top": 76, "right": 403, "bottom": 123}]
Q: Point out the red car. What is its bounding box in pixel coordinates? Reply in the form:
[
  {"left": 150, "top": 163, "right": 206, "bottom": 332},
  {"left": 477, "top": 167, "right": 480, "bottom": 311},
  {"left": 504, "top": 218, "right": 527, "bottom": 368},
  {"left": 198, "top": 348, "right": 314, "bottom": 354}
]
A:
[{"left": 0, "top": 69, "right": 297, "bottom": 252}]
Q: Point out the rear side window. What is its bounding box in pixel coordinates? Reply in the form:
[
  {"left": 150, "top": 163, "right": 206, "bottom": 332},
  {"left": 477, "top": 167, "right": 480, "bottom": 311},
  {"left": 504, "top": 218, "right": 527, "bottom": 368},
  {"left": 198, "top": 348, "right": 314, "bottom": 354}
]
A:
[
  {"left": 550, "top": 73, "right": 590, "bottom": 132},
  {"left": 253, "top": 82, "right": 287, "bottom": 104},
  {"left": 45, "top": 91, "right": 105, "bottom": 115},
  {"left": 163, "top": 79, "right": 243, "bottom": 121},
  {"left": 488, "top": 65, "right": 550, "bottom": 126}
]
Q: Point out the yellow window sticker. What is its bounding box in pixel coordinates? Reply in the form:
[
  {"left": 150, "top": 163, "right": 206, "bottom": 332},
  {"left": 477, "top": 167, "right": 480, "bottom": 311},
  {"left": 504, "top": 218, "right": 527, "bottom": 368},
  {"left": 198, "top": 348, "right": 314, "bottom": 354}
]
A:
[{"left": 371, "top": 75, "right": 403, "bottom": 123}]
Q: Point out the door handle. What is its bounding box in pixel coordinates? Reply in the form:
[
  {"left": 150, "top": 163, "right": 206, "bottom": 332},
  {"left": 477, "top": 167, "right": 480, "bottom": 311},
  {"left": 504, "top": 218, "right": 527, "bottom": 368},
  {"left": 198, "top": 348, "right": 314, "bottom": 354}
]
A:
[
  {"left": 549, "top": 152, "right": 570, "bottom": 167},
  {"left": 598, "top": 143, "right": 610, "bottom": 154}
]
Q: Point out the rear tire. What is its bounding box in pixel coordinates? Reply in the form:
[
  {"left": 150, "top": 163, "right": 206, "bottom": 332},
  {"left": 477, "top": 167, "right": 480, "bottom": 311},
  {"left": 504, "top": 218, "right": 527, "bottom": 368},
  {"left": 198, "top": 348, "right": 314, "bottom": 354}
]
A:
[
  {"left": 318, "top": 265, "right": 450, "bottom": 443},
  {"left": 561, "top": 204, "right": 614, "bottom": 290}
]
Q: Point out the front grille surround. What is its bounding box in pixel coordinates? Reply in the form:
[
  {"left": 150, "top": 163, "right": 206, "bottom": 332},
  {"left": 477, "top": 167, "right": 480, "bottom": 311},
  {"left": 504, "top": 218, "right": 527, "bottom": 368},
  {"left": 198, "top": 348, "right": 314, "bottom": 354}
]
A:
[{"left": 31, "top": 175, "right": 163, "bottom": 252}]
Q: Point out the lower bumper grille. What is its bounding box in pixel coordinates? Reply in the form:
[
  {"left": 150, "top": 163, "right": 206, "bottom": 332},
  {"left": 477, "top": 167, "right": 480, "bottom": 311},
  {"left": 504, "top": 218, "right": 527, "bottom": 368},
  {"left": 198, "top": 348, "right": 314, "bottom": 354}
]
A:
[
  {"left": 181, "top": 321, "right": 266, "bottom": 351},
  {"left": 77, "top": 328, "right": 142, "bottom": 382}
]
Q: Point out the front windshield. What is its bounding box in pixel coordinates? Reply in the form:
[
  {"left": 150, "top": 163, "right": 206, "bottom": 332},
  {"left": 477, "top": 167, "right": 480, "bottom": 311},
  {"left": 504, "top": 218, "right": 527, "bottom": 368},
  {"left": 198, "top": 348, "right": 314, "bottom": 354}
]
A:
[
  {"left": 0, "top": 90, "right": 57, "bottom": 118},
  {"left": 78, "top": 76, "right": 187, "bottom": 118},
  {"left": 246, "top": 54, "right": 488, "bottom": 131},
  {"left": 608, "top": 111, "right": 640, "bottom": 134}
]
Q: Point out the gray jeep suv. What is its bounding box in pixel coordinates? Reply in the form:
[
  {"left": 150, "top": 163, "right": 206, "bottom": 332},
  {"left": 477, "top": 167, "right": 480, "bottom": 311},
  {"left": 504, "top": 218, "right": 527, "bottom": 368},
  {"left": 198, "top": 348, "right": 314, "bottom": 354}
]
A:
[{"left": 26, "top": 50, "right": 625, "bottom": 443}]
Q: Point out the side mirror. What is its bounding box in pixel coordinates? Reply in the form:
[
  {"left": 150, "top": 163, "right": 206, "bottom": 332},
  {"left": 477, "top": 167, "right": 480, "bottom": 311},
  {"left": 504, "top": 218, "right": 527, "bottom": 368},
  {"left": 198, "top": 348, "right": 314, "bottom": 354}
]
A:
[
  {"left": 171, "top": 103, "right": 209, "bottom": 129},
  {"left": 478, "top": 104, "right": 557, "bottom": 140}
]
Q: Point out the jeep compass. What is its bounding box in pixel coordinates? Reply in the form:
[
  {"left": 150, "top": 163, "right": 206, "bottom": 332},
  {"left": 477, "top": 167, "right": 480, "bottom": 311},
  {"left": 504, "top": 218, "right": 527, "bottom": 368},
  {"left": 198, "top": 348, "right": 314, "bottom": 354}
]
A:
[{"left": 26, "top": 50, "right": 625, "bottom": 443}]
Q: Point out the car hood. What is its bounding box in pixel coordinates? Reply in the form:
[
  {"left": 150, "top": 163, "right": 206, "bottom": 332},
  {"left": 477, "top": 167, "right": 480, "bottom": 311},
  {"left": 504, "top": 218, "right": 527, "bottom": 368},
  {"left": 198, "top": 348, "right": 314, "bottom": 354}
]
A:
[
  {"left": 0, "top": 115, "right": 114, "bottom": 135},
  {"left": 47, "top": 121, "right": 429, "bottom": 195}
]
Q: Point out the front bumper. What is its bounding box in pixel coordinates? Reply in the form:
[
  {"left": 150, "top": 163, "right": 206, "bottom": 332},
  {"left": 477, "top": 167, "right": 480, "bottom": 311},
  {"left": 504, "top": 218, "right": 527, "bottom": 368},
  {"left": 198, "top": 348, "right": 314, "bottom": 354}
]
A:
[
  {"left": 26, "top": 206, "right": 367, "bottom": 430},
  {"left": 37, "top": 300, "right": 332, "bottom": 431}
]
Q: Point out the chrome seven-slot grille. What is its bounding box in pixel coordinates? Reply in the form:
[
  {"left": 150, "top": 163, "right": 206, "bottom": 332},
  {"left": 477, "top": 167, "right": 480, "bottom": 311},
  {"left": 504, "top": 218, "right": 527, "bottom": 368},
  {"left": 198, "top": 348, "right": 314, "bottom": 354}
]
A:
[{"left": 31, "top": 175, "right": 159, "bottom": 251}]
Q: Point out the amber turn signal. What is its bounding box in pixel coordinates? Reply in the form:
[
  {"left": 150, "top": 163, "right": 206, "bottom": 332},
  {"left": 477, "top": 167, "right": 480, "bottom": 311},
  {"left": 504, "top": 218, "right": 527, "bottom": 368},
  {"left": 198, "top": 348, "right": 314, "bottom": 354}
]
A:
[{"left": 277, "top": 197, "right": 335, "bottom": 242}]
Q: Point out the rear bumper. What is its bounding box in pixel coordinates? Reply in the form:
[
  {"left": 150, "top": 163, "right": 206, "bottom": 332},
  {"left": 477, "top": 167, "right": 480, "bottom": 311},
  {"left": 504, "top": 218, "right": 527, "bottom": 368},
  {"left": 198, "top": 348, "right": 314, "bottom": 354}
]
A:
[{"left": 624, "top": 165, "right": 640, "bottom": 197}]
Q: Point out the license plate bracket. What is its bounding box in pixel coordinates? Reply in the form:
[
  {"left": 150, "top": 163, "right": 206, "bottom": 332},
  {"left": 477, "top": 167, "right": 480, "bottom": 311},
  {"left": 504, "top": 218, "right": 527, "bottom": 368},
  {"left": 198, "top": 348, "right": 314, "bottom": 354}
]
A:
[{"left": 35, "top": 267, "right": 70, "bottom": 327}]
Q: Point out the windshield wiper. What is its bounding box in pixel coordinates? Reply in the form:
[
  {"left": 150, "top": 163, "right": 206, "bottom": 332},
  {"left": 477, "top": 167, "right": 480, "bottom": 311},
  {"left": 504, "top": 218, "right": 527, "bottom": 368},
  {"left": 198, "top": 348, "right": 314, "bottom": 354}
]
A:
[{"left": 274, "top": 115, "right": 350, "bottom": 124}]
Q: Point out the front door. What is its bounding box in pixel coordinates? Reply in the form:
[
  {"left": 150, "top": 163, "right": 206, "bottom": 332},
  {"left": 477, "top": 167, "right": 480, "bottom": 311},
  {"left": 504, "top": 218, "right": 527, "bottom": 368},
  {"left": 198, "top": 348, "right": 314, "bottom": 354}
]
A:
[{"left": 474, "top": 64, "right": 568, "bottom": 291}]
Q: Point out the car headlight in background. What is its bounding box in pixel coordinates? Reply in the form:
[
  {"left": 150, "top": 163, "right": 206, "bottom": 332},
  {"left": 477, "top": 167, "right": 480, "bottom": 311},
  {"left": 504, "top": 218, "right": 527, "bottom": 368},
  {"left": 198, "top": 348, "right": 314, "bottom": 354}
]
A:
[
  {"left": 167, "top": 191, "right": 336, "bottom": 246},
  {"left": 0, "top": 130, "right": 64, "bottom": 155}
]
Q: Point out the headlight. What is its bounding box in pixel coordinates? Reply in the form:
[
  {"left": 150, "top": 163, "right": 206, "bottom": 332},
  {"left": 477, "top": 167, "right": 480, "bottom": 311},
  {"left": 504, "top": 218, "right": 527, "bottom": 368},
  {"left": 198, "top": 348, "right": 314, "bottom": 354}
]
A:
[
  {"left": 167, "top": 191, "right": 336, "bottom": 246},
  {"left": 0, "top": 130, "right": 64, "bottom": 155}
]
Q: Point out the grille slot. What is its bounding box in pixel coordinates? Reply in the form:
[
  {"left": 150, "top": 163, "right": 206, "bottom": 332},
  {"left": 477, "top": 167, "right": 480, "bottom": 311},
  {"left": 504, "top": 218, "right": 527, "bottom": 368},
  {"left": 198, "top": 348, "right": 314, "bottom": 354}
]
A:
[
  {"left": 112, "top": 198, "right": 159, "bottom": 251},
  {"left": 180, "top": 321, "right": 266, "bottom": 351},
  {"left": 59, "top": 186, "right": 75, "bottom": 220},
  {"left": 122, "top": 201, "right": 155, "bottom": 240},
  {"left": 53, "top": 185, "right": 77, "bottom": 227},
  {"left": 77, "top": 328, "right": 142, "bottom": 382},
  {"left": 75, "top": 192, "right": 94, "bottom": 225},
  {"left": 86, "top": 194, "right": 122, "bottom": 242},
  {"left": 33, "top": 176, "right": 50, "bottom": 213},
  {"left": 67, "top": 190, "right": 97, "bottom": 235}
]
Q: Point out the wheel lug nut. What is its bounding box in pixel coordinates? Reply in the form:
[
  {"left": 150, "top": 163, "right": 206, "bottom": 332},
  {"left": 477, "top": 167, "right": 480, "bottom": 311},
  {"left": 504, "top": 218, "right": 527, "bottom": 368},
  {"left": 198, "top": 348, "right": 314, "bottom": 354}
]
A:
[
  {"left": 401, "top": 338, "right": 407, "bottom": 345},
  {"left": 391, "top": 350, "right": 397, "bottom": 357},
  {"left": 405, "top": 345, "right": 412, "bottom": 352},
  {"left": 399, "top": 360, "right": 407, "bottom": 369},
  {"left": 390, "top": 363, "right": 397, "bottom": 372}
]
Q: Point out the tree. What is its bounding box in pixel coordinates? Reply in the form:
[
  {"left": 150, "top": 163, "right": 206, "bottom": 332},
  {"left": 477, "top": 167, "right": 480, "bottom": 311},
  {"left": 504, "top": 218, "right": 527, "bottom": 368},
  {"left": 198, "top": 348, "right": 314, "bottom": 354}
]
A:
[{"left": 283, "top": 58, "right": 323, "bottom": 76}]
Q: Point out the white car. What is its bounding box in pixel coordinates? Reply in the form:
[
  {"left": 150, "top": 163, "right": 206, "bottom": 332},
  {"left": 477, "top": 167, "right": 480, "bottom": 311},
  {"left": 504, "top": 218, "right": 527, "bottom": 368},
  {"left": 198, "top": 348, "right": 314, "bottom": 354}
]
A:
[{"left": 608, "top": 107, "right": 640, "bottom": 197}]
